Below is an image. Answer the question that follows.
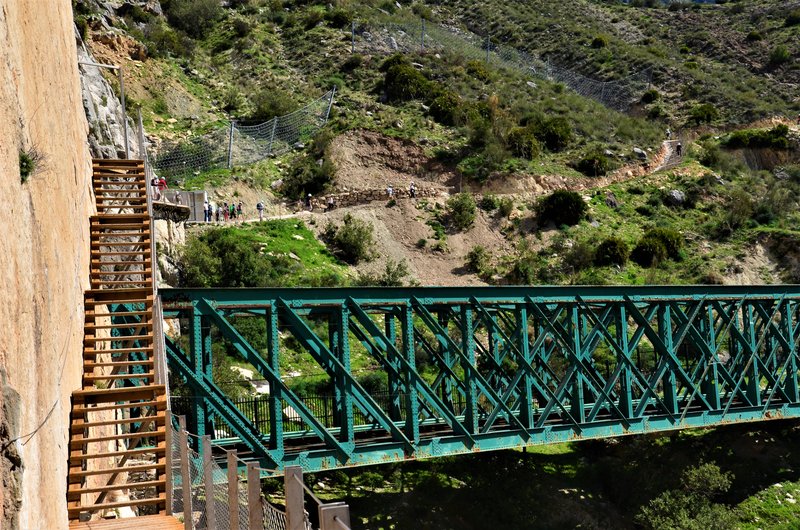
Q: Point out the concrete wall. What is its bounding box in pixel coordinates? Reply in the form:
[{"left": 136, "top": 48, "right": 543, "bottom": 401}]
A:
[{"left": 0, "top": 1, "right": 92, "bottom": 528}]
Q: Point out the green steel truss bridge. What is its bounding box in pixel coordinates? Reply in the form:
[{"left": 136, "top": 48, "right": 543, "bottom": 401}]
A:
[{"left": 160, "top": 285, "right": 800, "bottom": 476}]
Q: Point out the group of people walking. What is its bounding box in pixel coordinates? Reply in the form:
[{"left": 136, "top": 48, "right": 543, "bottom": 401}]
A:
[{"left": 202, "top": 200, "right": 245, "bottom": 223}]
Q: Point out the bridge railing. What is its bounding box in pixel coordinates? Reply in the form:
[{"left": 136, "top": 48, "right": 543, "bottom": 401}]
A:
[
  {"left": 170, "top": 414, "right": 350, "bottom": 530},
  {"left": 161, "top": 285, "right": 800, "bottom": 474}
]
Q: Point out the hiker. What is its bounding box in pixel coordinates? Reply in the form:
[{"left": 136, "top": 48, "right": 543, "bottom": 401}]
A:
[
  {"left": 676, "top": 142, "right": 683, "bottom": 157},
  {"left": 256, "top": 200, "right": 264, "bottom": 221},
  {"left": 409, "top": 182, "right": 417, "bottom": 198},
  {"left": 305, "top": 193, "right": 312, "bottom": 211},
  {"left": 203, "top": 199, "right": 209, "bottom": 222},
  {"left": 214, "top": 204, "right": 220, "bottom": 222},
  {"left": 229, "top": 202, "right": 236, "bottom": 221},
  {"left": 150, "top": 175, "right": 160, "bottom": 201},
  {"left": 223, "top": 201, "right": 229, "bottom": 222},
  {"left": 173, "top": 192, "right": 182, "bottom": 205},
  {"left": 387, "top": 184, "right": 394, "bottom": 198},
  {"left": 666, "top": 127, "right": 672, "bottom": 140},
  {"left": 157, "top": 177, "right": 168, "bottom": 200},
  {"left": 237, "top": 201, "right": 243, "bottom": 219},
  {"left": 326, "top": 196, "right": 335, "bottom": 212}
]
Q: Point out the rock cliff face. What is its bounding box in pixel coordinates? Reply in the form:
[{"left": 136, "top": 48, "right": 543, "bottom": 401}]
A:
[{"left": 0, "top": 1, "right": 92, "bottom": 528}]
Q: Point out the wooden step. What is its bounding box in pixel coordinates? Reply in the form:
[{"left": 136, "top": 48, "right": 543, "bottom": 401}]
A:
[
  {"left": 96, "top": 197, "right": 148, "bottom": 204},
  {"left": 91, "top": 242, "right": 150, "bottom": 248},
  {"left": 91, "top": 230, "right": 151, "bottom": 237},
  {"left": 91, "top": 249, "right": 150, "bottom": 256},
  {"left": 66, "top": 494, "right": 167, "bottom": 517},
  {"left": 69, "top": 429, "right": 166, "bottom": 448},
  {"left": 70, "top": 414, "right": 162, "bottom": 432},
  {"left": 85, "top": 309, "right": 151, "bottom": 319},
  {"left": 83, "top": 372, "right": 156, "bottom": 383},
  {"left": 90, "top": 279, "right": 152, "bottom": 286},
  {"left": 93, "top": 159, "right": 144, "bottom": 166},
  {"left": 84, "top": 361, "right": 155, "bottom": 370},
  {"left": 91, "top": 222, "right": 149, "bottom": 230},
  {"left": 84, "top": 333, "right": 152, "bottom": 342},
  {"left": 93, "top": 186, "right": 146, "bottom": 191},
  {"left": 90, "top": 271, "right": 152, "bottom": 279},
  {"left": 91, "top": 213, "right": 149, "bottom": 221},
  {"left": 92, "top": 176, "right": 146, "bottom": 182},
  {"left": 73, "top": 385, "right": 164, "bottom": 402},
  {"left": 84, "top": 322, "right": 152, "bottom": 331},
  {"left": 90, "top": 259, "right": 151, "bottom": 266},
  {"left": 72, "top": 399, "right": 164, "bottom": 415},
  {"left": 66, "top": 478, "right": 165, "bottom": 498}
]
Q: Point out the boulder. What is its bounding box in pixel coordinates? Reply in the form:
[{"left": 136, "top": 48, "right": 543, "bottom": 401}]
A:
[
  {"left": 605, "top": 192, "right": 620, "bottom": 209},
  {"left": 665, "top": 189, "right": 686, "bottom": 207},
  {"left": 633, "top": 147, "right": 647, "bottom": 161}
]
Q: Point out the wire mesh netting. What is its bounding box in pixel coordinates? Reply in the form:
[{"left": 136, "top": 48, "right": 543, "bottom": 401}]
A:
[
  {"left": 151, "top": 89, "right": 335, "bottom": 178},
  {"left": 353, "top": 19, "right": 651, "bottom": 112},
  {"left": 170, "top": 423, "right": 314, "bottom": 530}
]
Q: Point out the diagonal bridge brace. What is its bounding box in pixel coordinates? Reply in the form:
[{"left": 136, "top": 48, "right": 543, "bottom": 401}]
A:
[
  {"left": 165, "top": 335, "right": 280, "bottom": 468},
  {"left": 345, "top": 299, "right": 475, "bottom": 444},
  {"left": 195, "top": 298, "right": 351, "bottom": 462},
  {"left": 276, "top": 299, "right": 414, "bottom": 452}
]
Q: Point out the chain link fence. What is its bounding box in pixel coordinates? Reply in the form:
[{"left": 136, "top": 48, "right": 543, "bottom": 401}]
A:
[
  {"left": 150, "top": 89, "right": 335, "bottom": 178},
  {"left": 353, "top": 18, "right": 652, "bottom": 112}
]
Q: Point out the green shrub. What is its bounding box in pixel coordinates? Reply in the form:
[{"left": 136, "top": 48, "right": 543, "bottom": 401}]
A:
[
  {"left": 537, "top": 190, "right": 587, "bottom": 227},
  {"left": 745, "top": 30, "right": 763, "bottom": 42},
  {"left": 282, "top": 158, "right": 335, "bottom": 200},
  {"left": 786, "top": 9, "right": 800, "bottom": 27},
  {"left": 429, "top": 90, "right": 461, "bottom": 126},
  {"left": 769, "top": 45, "right": 791, "bottom": 66},
  {"left": 575, "top": 147, "right": 614, "bottom": 177},
  {"left": 630, "top": 237, "right": 667, "bottom": 268},
  {"left": 536, "top": 116, "right": 573, "bottom": 152},
  {"left": 162, "top": 0, "right": 221, "bottom": 38},
  {"left": 644, "top": 227, "right": 683, "bottom": 259},
  {"left": 325, "top": 7, "right": 352, "bottom": 28},
  {"left": 379, "top": 53, "right": 409, "bottom": 72},
  {"left": 640, "top": 89, "right": 660, "bottom": 104},
  {"left": 594, "top": 237, "right": 629, "bottom": 266},
  {"left": 724, "top": 125, "right": 790, "bottom": 149},
  {"left": 341, "top": 54, "right": 363, "bottom": 72},
  {"left": 19, "top": 149, "right": 36, "bottom": 183},
  {"left": 143, "top": 21, "right": 194, "bottom": 58},
  {"left": 591, "top": 35, "right": 608, "bottom": 49},
  {"left": 689, "top": 103, "right": 719, "bottom": 124},
  {"left": 465, "top": 245, "right": 491, "bottom": 274},
  {"left": 250, "top": 87, "right": 297, "bottom": 121},
  {"left": 506, "top": 125, "right": 542, "bottom": 160},
  {"left": 384, "top": 63, "right": 429, "bottom": 101},
  {"left": 498, "top": 197, "right": 514, "bottom": 218},
  {"left": 355, "top": 259, "right": 412, "bottom": 286},
  {"left": 465, "top": 60, "right": 491, "bottom": 81},
  {"left": 75, "top": 16, "right": 89, "bottom": 40},
  {"left": 480, "top": 194, "right": 500, "bottom": 211},
  {"left": 447, "top": 193, "right": 477, "bottom": 231},
  {"left": 329, "top": 214, "right": 375, "bottom": 264}
]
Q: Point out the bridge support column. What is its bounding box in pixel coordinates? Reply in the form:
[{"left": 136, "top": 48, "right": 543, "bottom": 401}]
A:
[
  {"left": 438, "top": 311, "right": 454, "bottom": 411},
  {"left": 744, "top": 304, "right": 762, "bottom": 405},
  {"left": 570, "top": 306, "right": 586, "bottom": 423},
  {"left": 659, "top": 306, "right": 679, "bottom": 416},
  {"left": 330, "top": 308, "right": 354, "bottom": 444},
  {"left": 461, "top": 306, "right": 479, "bottom": 433},
  {"left": 402, "top": 306, "right": 420, "bottom": 443},
  {"left": 701, "top": 308, "right": 720, "bottom": 409},
  {"left": 783, "top": 301, "right": 799, "bottom": 401},
  {"left": 517, "top": 306, "right": 535, "bottom": 429},
  {"left": 267, "top": 308, "right": 284, "bottom": 454},
  {"left": 617, "top": 307, "right": 633, "bottom": 418},
  {"left": 385, "top": 313, "right": 403, "bottom": 421},
  {"left": 190, "top": 306, "right": 213, "bottom": 443}
]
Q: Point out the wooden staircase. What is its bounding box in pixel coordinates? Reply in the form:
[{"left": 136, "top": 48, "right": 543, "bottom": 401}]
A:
[{"left": 67, "top": 159, "right": 169, "bottom": 523}]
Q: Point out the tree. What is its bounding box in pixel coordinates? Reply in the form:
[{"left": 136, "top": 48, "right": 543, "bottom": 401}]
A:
[
  {"left": 537, "top": 190, "right": 587, "bottom": 227},
  {"left": 447, "top": 193, "right": 477, "bottom": 231},
  {"left": 162, "top": 0, "right": 222, "bottom": 39}
]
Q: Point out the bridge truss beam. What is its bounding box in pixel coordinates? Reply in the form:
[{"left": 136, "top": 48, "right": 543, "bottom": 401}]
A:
[{"left": 161, "top": 286, "right": 800, "bottom": 475}]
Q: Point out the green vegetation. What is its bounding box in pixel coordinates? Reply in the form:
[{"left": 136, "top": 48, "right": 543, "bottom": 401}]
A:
[
  {"left": 323, "top": 214, "right": 375, "bottom": 265},
  {"left": 537, "top": 190, "right": 587, "bottom": 227},
  {"left": 18, "top": 149, "right": 37, "bottom": 183},
  {"left": 446, "top": 192, "right": 477, "bottom": 231}
]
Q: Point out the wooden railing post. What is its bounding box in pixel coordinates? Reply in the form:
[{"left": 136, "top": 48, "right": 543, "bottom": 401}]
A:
[
  {"left": 247, "top": 463, "right": 261, "bottom": 530},
  {"left": 285, "top": 466, "right": 305, "bottom": 530},
  {"left": 202, "top": 436, "right": 216, "bottom": 529},
  {"left": 227, "top": 450, "right": 239, "bottom": 530},
  {"left": 165, "top": 409, "right": 173, "bottom": 515}
]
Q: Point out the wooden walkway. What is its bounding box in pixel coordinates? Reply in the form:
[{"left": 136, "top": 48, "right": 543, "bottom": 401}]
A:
[{"left": 67, "top": 159, "right": 169, "bottom": 522}]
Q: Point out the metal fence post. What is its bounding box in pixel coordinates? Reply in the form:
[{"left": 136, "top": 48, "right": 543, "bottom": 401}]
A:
[
  {"left": 285, "top": 466, "right": 305, "bottom": 530},
  {"left": 267, "top": 118, "right": 278, "bottom": 157},
  {"left": 227, "top": 121, "right": 235, "bottom": 169},
  {"left": 179, "top": 416, "right": 193, "bottom": 530},
  {"left": 421, "top": 18, "right": 425, "bottom": 50},
  {"left": 324, "top": 87, "right": 336, "bottom": 124},
  {"left": 351, "top": 20, "right": 355, "bottom": 54},
  {"left": 116, "top": 66, "right": 130, "bottom": 159},
  {"left": 247, "top": 463, "right": 261, "bottom": 530},
  {"left": 319, "top": 502, "right": 351, "bottom": 530},
  {"left": 227, "top": 450, "right": 239, "bottom": 530},
  {"left": 485, "top": 34, "right": 490, "bottom": 63},
  {"left": 165, "top": 410, "right": 173, "bottom": 516},
  {"left": 202, "top": 436, "right": 216, "bottom": 530}
]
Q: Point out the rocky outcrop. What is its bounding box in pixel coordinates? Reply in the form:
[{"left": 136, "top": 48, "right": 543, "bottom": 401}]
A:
[{"left": 0, "top": 1, "right": 92, "bottom": 528}]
